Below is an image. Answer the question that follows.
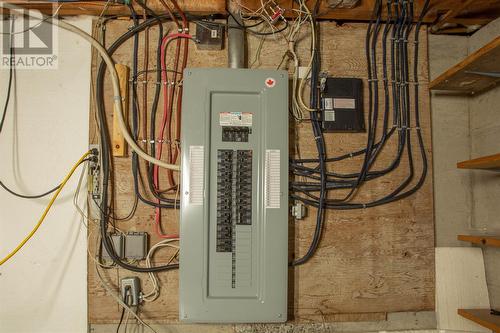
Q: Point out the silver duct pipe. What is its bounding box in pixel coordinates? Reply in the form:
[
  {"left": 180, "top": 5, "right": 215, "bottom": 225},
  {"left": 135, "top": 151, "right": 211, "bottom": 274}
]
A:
[{"left": 228, "top": 12, "right": 245, "bottom": 69}]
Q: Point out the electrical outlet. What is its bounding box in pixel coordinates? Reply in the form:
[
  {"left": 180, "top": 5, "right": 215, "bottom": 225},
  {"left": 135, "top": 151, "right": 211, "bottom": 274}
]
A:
[
  {"left": 120, "top": 277, "right": 141, "bottom": 306},
  {"left": 88, "top": 144, "right": 101, "bottom": 201}
]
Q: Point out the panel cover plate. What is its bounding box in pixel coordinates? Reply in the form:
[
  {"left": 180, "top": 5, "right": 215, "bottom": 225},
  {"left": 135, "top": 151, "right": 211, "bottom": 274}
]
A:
[{"left": 180, "top": 68, "right": 288, "bottom": 323}]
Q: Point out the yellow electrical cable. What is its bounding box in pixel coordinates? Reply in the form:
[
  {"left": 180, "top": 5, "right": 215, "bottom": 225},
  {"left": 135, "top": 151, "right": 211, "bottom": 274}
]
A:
[{"left": 0, "top": 150, "right": 92, "bottom": 266}]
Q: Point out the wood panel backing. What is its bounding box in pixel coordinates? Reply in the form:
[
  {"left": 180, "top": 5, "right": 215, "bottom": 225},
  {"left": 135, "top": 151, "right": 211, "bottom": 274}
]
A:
[{"left": 88, "top": 19, "right": 434, "bottom": 324}]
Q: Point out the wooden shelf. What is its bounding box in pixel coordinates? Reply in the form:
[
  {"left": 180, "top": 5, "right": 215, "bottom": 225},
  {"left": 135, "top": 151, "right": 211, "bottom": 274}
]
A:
[
  {"left": 430, "top": 36, "right": 500, "bottom": 95},
  {"left": 457, "top": 153, "right": 500, "bottom": 170},
  {"left": 458, "top": 309, "right": 500, "bottom": 332},
  {"left": 458, "top": 235, "right": 500, "bottom": 247}
]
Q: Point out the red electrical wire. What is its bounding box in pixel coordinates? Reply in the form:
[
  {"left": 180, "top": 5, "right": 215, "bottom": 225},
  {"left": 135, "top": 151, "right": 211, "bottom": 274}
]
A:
[
  {"left": 154, "top": 33, "right": 193, "bottom": 239},
  {"left": 151, "top": 0, "right": 190, "bottom": 239}
]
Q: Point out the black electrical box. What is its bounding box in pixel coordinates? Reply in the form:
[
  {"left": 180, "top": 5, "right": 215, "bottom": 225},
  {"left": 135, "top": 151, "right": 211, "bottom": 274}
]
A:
[
  {"left": 321, "top": 77, "right": 365, "bottom": 132},
  {"left": 195, "top": 21, "right": 224, "bottom": 50}
]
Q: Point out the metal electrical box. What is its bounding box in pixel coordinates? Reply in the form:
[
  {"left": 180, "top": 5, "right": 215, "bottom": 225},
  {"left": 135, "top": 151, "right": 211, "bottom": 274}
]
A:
[{"left": 179, "top": 68, "right": 288, "bottom": 323}]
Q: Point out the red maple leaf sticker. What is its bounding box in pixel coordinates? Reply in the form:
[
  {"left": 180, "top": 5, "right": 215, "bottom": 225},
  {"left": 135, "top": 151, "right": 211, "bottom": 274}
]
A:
[{"left": 265, "top": 77, "right": 276, "bottom": 88}]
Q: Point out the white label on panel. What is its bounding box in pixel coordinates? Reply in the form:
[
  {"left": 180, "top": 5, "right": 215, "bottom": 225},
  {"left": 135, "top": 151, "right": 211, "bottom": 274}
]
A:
[
  {"left": 219, "top": 112, "right": 253, "bottom": 127},
  {"left": 189, "top": 145, "right": 204, "bottom": 205},
  {"left": 323, "top": 97, "right": 334, "bottom": 110},
  {"left": 265, "top": 150, "right": 280, "bottom": 209},
  {"left": 333, "top": 98, "right": 356, "bottom": 109},
  {"left": 325, "top": 110, "right": 335, "bottom": 122}
]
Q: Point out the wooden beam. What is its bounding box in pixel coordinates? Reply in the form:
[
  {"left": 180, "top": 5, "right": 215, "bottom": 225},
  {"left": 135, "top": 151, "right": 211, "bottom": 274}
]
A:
[
  {"left": 458, "top": 235, "right": 500, "bottom": 247},
  {"left": 3, "top": 0, "right": 500, "bottom": 29},
  {"left": 112, "top": 64, "right": 130, "bottom": 157},
  {"left": 430, "top": 36, "right": 500, "bottom": 95},
  {"left": 457, "top": 153, "right": 500, "bottom": 170},
  {"left": 431, "top": 0, "right": 475, "bottom": 32},
  {"left": 1, "top": 0, "right": 226, "bottom": 16},
  {"left": 458, "top": 309, "right": 500, "bottom": 333},
  {"left": 238, "top": 0, "right": 500, "bottom": 23}
]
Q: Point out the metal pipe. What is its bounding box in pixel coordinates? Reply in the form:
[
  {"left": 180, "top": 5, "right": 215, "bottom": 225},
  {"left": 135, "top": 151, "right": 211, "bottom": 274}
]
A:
[{"left": 228, "top": 12, "right": 245, "bottom": 69}]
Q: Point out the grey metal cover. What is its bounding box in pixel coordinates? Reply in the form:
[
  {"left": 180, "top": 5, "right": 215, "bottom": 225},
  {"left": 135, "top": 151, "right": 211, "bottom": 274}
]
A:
[{"left": 179, "top": 68, "right": 288, "bottom": 323}]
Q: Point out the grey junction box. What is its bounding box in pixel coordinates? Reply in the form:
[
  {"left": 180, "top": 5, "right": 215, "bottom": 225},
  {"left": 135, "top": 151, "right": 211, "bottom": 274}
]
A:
[{"left": 179, "top": 68, "right": 289, "bottom": 323}]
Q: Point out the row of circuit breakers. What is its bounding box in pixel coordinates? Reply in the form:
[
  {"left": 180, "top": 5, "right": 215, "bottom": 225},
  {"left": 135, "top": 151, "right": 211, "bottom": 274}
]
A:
[{"left": 179, "top": 68, "right": 364, "bottom": 323}]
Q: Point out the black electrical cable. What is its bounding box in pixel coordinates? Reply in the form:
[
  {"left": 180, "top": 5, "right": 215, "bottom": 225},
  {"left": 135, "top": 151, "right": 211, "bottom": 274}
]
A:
[
  {"left": 291, "top": 1, "right": 324, "bottom": 266},
  {"left": 0, "top": 18, "right": 14, "bottom": 135},
  {"left": 290, "top": 0, "right": 428, "bottom": 212},
  {"left": 0, "top": 181, "right": 60, "bottom": 199},
  {"left": 127, "top": 4, "right": 177, "bottom": 209},
  {"left": 116, "top": 288, "right": 129, "bottom": 333},
  {"left": 290, "top": 0, "right": 406, "bottom": 187},
  {"left": 291, "top": 0, "right": 430, "bottom": 210},
  {"left": 122, "top": 2, "right": 179, "bottom": 208},
  {"left": 96, "top": 14, "right": 180, "bottom": 272}
]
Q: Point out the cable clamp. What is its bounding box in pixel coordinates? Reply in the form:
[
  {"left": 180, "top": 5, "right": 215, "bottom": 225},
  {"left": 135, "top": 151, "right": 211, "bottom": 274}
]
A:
[
  {"left": 113, "top": 96, "right": 122, "bottom": 101},
  {"left": 367, "top": 78, "right": 379, "bottom": 82},
  {"left": 139, "top": 139, "right": 156, "bottom": 144},
  {"left": 362, "top": 204, "right": 367, "bottom": 209},
  {"left": 413, "top": 40, "right": 419, "bottom": 45},
  {"left": 349, "top": 153, "right": 354, "bottom": 158},
  {"left": 177, "top": 28, "right": 183, "bottom": 33}
]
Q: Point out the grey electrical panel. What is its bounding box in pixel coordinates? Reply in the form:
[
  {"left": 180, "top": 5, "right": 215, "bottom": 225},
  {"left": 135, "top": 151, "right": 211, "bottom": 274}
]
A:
[{"left": 179, "top": 68, "right": 288, "bottom": 323}]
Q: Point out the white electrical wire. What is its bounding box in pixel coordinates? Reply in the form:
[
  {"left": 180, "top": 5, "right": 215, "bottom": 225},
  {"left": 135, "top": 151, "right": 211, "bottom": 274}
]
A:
[
  {"left": 142, "top": 239, "right": 179, "bottom": 302},
  {"left": 0, "top": 3, "right": 180, "bottom": 171},
  {"left": 94, "top": 263, "right": 158, "bottom": 333}
]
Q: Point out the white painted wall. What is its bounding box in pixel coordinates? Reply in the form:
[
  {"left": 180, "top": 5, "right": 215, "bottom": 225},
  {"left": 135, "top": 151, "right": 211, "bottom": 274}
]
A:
[{"left": 0, "top": 17, "right": 92, "bottom": 333}]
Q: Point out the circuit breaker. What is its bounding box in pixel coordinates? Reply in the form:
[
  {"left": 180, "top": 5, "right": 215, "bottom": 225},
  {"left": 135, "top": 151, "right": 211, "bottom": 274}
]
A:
[{"left": 179, "top": 68, "right": 288, "bottom": 323}]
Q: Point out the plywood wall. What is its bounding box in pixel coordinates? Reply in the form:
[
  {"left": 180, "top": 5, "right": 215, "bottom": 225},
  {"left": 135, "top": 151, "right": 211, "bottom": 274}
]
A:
[{"left": 88, "top": 19, "right": 434, "bottom": 324}]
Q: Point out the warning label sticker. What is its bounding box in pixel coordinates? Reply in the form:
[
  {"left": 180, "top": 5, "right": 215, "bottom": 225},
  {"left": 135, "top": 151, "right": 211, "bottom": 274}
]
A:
[
  {"left": 219, "top": 112, "right": 253, "bottom": 127},
  {"left": 333, "top": 98, "right": 356, "bottom": 109}
]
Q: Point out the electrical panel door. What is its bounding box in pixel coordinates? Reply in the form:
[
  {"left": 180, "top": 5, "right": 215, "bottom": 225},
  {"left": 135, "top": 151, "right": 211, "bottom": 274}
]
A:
[{"left": 179, "top": 68, "right": 288, "bottom": 323}]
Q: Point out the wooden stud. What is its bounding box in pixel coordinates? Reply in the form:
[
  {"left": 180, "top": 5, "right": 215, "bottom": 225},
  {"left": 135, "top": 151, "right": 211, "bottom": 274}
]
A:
[
  {"left": 458, "top": 309, "right": 500, "bottom": 333},
  {"left": 112, "top": 64, "right": 130, "bottom": 157},
  {"left": 458, "top": 235, "right": 500, "bottom": 247}
]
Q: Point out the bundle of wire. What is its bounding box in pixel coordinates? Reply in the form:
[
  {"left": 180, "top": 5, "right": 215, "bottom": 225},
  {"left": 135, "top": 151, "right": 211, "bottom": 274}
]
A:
[{"left": 289, "top": 0, "right": 431, "bottom": 265}]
